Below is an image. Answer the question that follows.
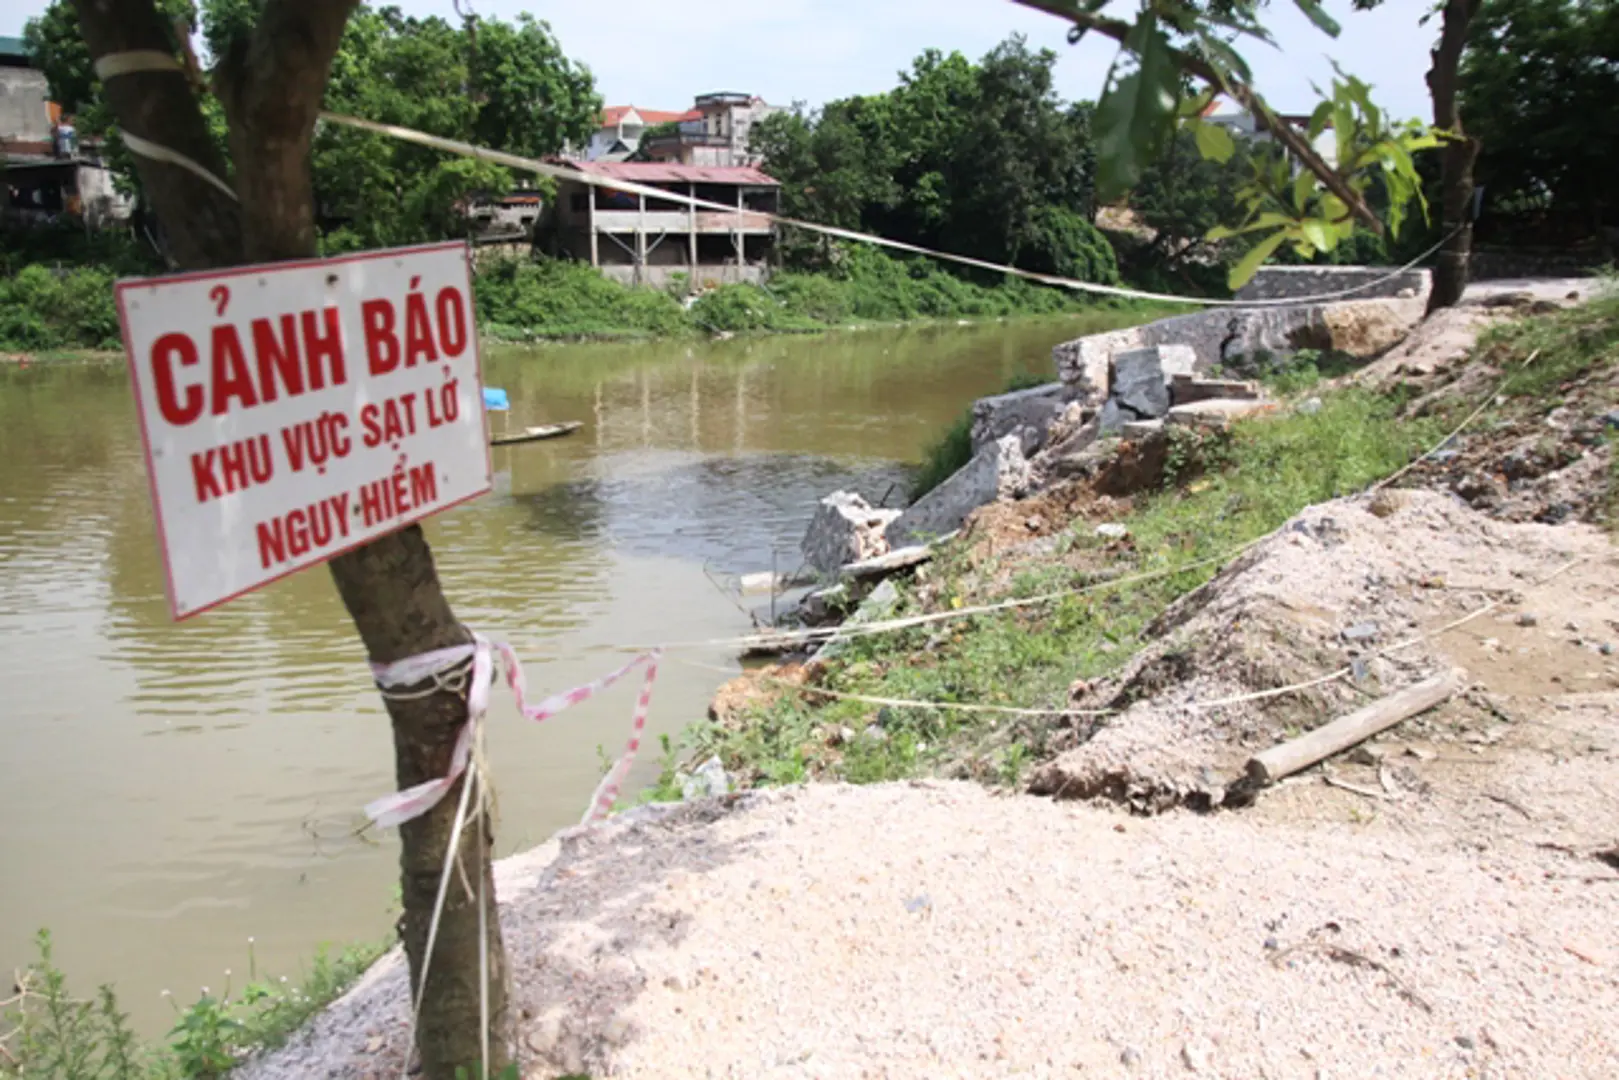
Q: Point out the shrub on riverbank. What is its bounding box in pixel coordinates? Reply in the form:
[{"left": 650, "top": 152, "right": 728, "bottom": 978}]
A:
[
  {"left": 0, "top": 265, "right": 123, "bottom": 351},
  {"left": 0, "top": 929, "right": 386, "bottom": 1079}
]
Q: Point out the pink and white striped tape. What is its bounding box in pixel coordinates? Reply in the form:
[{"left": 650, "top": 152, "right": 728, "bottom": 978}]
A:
[{"left": 364, "top": 634, "right": 662, "bottom": 828}]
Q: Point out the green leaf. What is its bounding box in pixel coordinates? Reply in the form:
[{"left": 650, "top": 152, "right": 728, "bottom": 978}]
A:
[
  {"left": 1228, "top": 230, "right": 1289, "bottom": 290},
  {"left": 1194, "top": 121, "right": 1236, "bottom": 163},
  {"left": 1294, "top": 0, "right": 1343, "bottom": 37},
  {"left": 1291, "top": 168, "right": 1315, "bottom": 212},
  {"left": 1093, "top": 14, "right": 1181, "bottom": 201},
  {"left": 1300, "top": 218, "right": 1332, "bottom": 252},
  {"left": 1194, "top": 30, "right": 1254, "bottom": 85}
]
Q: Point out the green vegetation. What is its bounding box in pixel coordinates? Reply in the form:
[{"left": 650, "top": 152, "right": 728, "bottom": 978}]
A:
[
  {"left": 752, "top": 38, "right": 1117, "bottom": 285},
  {"left": 0, "top": 266, "right": 123, "bottom": 352},
  {"left": 1, "top": 930, "right": 387, "bottom": 1080},
  {"left": 687, "top": 389, "right": 1441, "bottom": 789},
  {"left": 468, "top": 246, "right": 1156, "bottom": 345},
  {"left": 911, "top": 371, "right": 1051, "bottom": 500}
]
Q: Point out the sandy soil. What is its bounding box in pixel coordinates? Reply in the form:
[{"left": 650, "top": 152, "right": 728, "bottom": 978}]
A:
[{"left": 239, "top": 773, "right": 1619, "bottom": 1080}]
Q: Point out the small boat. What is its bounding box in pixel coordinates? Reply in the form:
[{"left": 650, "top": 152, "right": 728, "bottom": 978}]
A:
[{"left": 489, "top": 421, "right": 582, "bottom": 447}]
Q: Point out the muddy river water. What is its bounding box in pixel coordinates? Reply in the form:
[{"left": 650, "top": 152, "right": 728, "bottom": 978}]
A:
[{"left": 0, "top": 315, "right": 1134, "bottom": 1034}]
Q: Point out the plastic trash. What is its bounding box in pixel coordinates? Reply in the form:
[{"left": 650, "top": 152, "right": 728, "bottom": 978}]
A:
[{"left": 482, "top": 386, "right": 509, "bottom": 411}]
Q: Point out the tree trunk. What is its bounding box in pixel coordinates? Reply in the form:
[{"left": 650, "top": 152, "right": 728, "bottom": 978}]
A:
[
  {"left": 1426, "top": 0, "right": 1481, "bottom": 313},
  {"left": 69, "top": 2, "right": 511, "bottom": 1075}
]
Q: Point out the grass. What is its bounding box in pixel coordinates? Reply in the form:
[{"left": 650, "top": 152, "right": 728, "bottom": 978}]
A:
[
  {"left": 1, "top": 930, "right": 389, "bottom": 1079},
  {"left": 688, "top": 388, "right": 1443, "bottom": 790}
]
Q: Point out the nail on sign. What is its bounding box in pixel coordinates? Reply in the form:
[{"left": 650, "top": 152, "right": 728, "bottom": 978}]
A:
[{"left": 116, "top": 241, "right": 493, "bottom": 620}]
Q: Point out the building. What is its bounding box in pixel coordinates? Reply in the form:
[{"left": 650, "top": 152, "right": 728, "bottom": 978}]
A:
[
  {"left": 581, "top": 93, "right": 781, "bottom": 167},
  {"left": 1, "top": 35, "right": 132, "bottom": 227},
  {"left": 638, "top": 92, "right": 781, "bottom": 168},
  {"left": 540, "top": 160, "right": 780, "bottom": 289},
  {"left": 584, "top": 105, "right": 702, "bottom": 162}
]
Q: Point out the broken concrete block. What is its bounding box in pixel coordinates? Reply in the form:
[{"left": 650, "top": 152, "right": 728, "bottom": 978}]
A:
[
  {"left": 801, "top": 491, "right": 900, "bottom": 575},
  {"left": 1170, "top": 374, "right": 1262, "bottom": 405},
  {"left": 1121, "top": 418, "right": 1165, "bottom": 439},
  {"left": 970, "top": 382, "right": 1077, "bottom": 455},
  {"left": 890, "top": 435, "right": 1029, "bottom": 547},
  {"left": 1097, "top": 397, "right": 1129, "bottom": 435},
  {"left": 1110, "top": 347, "right": 1172, "bottom": 419},
  {"left": 1166, "top": 398, "right": 1279, "bottom": 430}
]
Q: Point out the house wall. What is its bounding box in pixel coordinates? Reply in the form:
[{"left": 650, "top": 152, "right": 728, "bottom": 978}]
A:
[{"left": 0, "top": 66, "right": 51, "bottom": 141}]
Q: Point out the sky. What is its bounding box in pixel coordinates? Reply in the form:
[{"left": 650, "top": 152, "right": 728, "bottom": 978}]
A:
[{"left": 5, "top": 0, "right": 1439, "bottom": 123}]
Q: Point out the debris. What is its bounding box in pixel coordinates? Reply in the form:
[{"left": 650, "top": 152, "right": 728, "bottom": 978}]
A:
[
  {"left": 889, "top": 435, "right": 1029, "bottom": 548},
  {"left": 1110, "top": 346, "right": 1174, "bottom": 419},
  {"left": 1517, "top": 612, "right": 1539, "bottom": 627},
  {"left": 970, "top": 382, "right": 1077, "bottom": 455},
  {"left": 1121, "top": 418, "right": 1165, "bottom": 439},
  {"left": 1298, "top": 397, "right": 1323, "bottom": 416},
  {"left": 801, "top": 492, "right": 900, "bottom": 575},
  {"left": 1340, "top": 621, "right": 1380, "bottom": 643},
  {"left": 840, "top": 541, "right": 944, "bottom": 582},
  {"left": 1170, "top": 373, "right": 1261, "bottom": 405},
  {"left": 1244, "top": 671, "right": 1465, "bottom": 789},
  {"left": 1166, "top": 398, "right": 1279, "bottom": 430},
  {"left": 681, "top": 757, "right": 732, "bottom": 802},
  {"left": 1095, "top": 522, "right": 1130, "bottom": 540}
]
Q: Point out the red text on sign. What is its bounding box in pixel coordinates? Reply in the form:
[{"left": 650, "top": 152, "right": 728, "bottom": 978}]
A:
[
  {"left": 192, "top": 434, "right": 274, "bottom": 504},
  {"left": 151, "top": 307, "right": 348, "bottom": 427},
  {"left": 359, "top": 461, "right": 439, "bottom": 529},
  {"left": 254, "top": 492, "right": 352, "bottom": 570},
  {"left": 361, "top": 284, "right": 470, "bottom": 377}
]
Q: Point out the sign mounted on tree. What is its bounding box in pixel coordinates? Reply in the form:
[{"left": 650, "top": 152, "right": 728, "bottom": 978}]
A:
[{"left": 116, "top": 241, "right": 493, "bottom": 620}]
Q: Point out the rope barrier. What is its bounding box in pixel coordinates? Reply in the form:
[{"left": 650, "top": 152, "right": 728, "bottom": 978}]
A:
[{"left": 316, "top": 110, "right": 1457, "bottom": 311}]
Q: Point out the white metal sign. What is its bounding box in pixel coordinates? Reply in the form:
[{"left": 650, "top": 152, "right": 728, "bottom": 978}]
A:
[{"left": 117, "top": 241, "right": 493, "bottom": 620}]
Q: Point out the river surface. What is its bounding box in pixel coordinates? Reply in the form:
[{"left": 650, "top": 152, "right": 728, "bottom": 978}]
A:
[{"left": 0, "top": 315, "right": 1132, "bottom": 1035}]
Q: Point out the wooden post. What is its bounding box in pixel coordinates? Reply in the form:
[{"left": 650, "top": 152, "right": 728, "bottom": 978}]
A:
[
  {"left": 635, "top": 190, "right": 646, "bottom": 286},
  {"left": 733, "top": 184, "right": 744, "bottom": 283},
  {"left": 587, "top": 183, "right": 599, "bottom": 267},
  {"left": 1244, "top": 670, "right": 1464, "bottom": 787},
  {"left": 687, "top": 182, "right": 697, "bottom": 281}
]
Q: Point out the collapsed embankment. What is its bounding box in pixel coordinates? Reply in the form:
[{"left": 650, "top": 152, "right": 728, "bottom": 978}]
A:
[{"left": 240, "top": 277, "right": 1619, "bottom": 1078}]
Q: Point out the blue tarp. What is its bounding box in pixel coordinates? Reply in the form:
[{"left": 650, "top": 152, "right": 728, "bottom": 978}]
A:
[{"left": 483, "top": 386, "right": 510, "bottom": 411}]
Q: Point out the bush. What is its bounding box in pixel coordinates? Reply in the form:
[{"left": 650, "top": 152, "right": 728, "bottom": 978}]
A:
[
  {"left": 689, "top": 283, "right": 819, "bottom": 333},
  {"left": 473, "top": 256, "right": 690, "bottom": 340},
  {"left": 0, "top": 264, "right": 123, "bottom": 351}
]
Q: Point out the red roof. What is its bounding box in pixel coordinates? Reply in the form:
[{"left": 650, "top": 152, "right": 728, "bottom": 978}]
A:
[
  {"left": 565, "top": 160, "right": 778, "bottom": 186},
  {"left": 599, "top": 105, "right": 702, "bottom": 128}
]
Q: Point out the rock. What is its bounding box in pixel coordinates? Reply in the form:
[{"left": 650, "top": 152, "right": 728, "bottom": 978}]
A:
[
  {"left": 1166, "top": 398, "right": 1278, "bottom": 430},
  {"left": 1031, "top": 434, "right": 1120, "bottom": 488},
  {"left": 812, "top": 579, "right": 901, "bottom": 662},
  {"left": 1110, "top": 346, "right": 1173, "bottom": 418},
  {"left": 1181, "top": 1039, "right": 1212, "bottom": 1072},
  {"left": 1346, "top": 744, "right": 1384, "bottom": 766},
  {"left": 1341, "top": 621, "right": 1380, "bottom": 643},
  {"left": 1120, "top": 1046, "right": 1142, "bottom": 1068},
  {"left": 801, "top": 492, "right": 900, "bottom": 575},
  {"left": 1235, "top": 265, "right": 1431, "bottom": 304},
  {"left": 890, "top": 435, "right": 1030, "bottom": 547},
  {"left": 1122, "top": 418, "right": 1165, "bottom": 438},
  {"left": 1170, "top": 374, "right": 1261, "bottom": 405},
  {"left": 1602, "top": 410, "right": 1619, "bottom": 431},
  {"left": 1098, "top": 397, "right": 1130, "bottom": 435},
  {"left": 1516, "top": 612, "right": 1538, "bottom": 627},
  {"left": 1095, "top": 522, "right": 1130, "bottom": 540},
  {"left": 1298, "top": 396, "right": 1323, "bottom": 415},
  {"left": 1602, "top": 643, "right": 1615, "bottom": 656},
  {"left": 970, "top": 382, "right": 1077, "bottom": 455},
  {"left": 680, "top": 756, "right": 731, "bottom": 801},
  {"left": 798, "top": 584, "right": 848, "bottom": 624},
  {"left": 1044, "top": 401, "right": 1091, "bottom": 446}
]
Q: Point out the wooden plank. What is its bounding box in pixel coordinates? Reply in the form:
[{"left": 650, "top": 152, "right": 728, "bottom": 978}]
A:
[{"left": 1244, "top": 669, "right": 1464, "bottom": 787}]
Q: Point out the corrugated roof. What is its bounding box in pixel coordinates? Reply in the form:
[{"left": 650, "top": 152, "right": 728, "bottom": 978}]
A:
[
  {"left": 599, "top": 105, "right": 702, "bottom": 128},
  {"left": 565, "top": 160, "right": 779, "bottom": 185},
  {"left": 0, "top": 36, "right": 29, "bottom": 59}
]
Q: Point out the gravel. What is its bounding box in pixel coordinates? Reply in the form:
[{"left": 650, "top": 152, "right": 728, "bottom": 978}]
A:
[{"left": 239, "top": 782, "right": 1619, "bottom": 1080}]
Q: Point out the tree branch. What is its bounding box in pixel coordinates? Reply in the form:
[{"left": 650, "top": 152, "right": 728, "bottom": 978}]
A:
[
  {"left": 218, "top": 0, "right": 360, "bottom": 260},
  {"left": 1011, "top": 0, "right": 1383, "bottom": 234},
  {"left": 70, "top": 0, "right": 242, "bottom": 268}
]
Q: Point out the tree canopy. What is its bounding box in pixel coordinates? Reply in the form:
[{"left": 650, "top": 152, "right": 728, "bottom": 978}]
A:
[
  {"left": 23, "top": 1, "right": 602, "bottom": 252},
  {"left": 1461, "top": 0, "right": 1619, "bottom": 230},
  {"left": 752, "top": 36, "right": 1117, "bottom": 283}
]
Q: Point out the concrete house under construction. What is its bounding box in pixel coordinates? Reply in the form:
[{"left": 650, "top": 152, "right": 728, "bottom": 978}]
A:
[{"left": 540, "top": 159, "right": 780, "bottom": 289}]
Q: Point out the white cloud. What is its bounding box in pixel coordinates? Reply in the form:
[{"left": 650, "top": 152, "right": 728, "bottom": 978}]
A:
[{"left": 6, "top": 0, "right": 1438, "bottom": 120}]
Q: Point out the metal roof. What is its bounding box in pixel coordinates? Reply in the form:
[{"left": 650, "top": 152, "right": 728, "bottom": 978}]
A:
[
  {"left": 0, "top": 36, "right": 29, "bottom": 60},
  {"left": 564, "top": 160, "right": 779, "bottom": 186},
  {"left": 599, "top": 105, "right": 702, "bottom": 128}
]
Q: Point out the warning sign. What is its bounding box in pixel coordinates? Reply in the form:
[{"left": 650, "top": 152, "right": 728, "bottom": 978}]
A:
[{"left": 116, "top": 241, "right": 493, "bottom": 620}]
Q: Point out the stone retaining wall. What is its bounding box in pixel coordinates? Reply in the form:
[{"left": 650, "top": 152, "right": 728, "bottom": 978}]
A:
[{"left": 1235, "top": 265, "right": 1430, "bottom": 304}]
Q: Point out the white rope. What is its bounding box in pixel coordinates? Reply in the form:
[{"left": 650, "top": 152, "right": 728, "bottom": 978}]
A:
[
  {"left": 316, "top": 110, "right": 1450, "bottom": 310},
  {"left": 118, "top": 129, "right": 237, "bottom": 201},
  {"left": 92, "top": 50, "right": 183, "bottom": 78}
]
